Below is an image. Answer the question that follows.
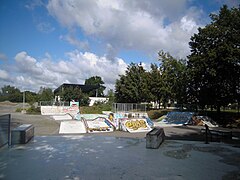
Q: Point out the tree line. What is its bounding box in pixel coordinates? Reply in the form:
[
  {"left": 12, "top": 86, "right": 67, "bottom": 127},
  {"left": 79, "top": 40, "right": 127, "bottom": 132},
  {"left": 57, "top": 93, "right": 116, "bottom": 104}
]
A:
[
  {"left": 115, "top": 5, "right": 240, "bottom": 115},
  {"left": 0, "top": 76, "right": 106, "bottom": 106},
  {"left": 0, "top": 85, "right": 54, "bottom": 105}
]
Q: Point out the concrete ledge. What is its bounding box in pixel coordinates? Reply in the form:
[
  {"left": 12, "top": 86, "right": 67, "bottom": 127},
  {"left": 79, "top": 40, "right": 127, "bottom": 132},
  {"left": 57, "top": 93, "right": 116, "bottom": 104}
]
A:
[
  {"left": 11, "top": 124, "right": 34, "bottom": 144},
  {"left": 146, "top": 127, "right": 165, "bottom": 149}
]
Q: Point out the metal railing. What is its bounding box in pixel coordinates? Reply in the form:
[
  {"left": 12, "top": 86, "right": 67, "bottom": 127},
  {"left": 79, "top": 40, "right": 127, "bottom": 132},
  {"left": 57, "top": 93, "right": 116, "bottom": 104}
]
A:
[
  {"left": 39, "top": 101, "right": 69, "bottom": 107},
  {"left": 0, "top": 114, "right": 11, "bottom": 147},
  {"left": 112, "top": 103, "right": 146, "bottom": 113}
]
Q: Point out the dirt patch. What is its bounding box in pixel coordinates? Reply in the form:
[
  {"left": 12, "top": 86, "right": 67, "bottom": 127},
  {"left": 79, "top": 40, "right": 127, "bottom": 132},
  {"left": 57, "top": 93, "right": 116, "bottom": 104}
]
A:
[
  {"left": 10, "top": 113, "right": 60, "bottom": 136},
  {"left": 0, "top": 101, "right": 18, "bottom": 106}
]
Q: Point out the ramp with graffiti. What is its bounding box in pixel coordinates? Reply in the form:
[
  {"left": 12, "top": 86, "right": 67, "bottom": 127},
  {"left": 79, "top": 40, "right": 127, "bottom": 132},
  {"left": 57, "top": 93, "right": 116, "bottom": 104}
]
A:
[
  {"left": 84, "top": 117, "right": 115, "bottom": 133},
  {"left": 120, "top": 118, "right": 152, "bottom": 133}
]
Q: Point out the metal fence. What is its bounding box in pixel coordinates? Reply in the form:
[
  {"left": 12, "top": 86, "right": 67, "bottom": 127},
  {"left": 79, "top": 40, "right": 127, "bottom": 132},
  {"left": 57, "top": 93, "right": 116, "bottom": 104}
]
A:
[
  {"left": 112, "top": 103, "right": 146, "bottom": 113},
  {"left": 39, "top": 101, "right": 69, "bottom": 107},
  {"left": 0, "top": 114, "right": 11, "bottom": 147}
]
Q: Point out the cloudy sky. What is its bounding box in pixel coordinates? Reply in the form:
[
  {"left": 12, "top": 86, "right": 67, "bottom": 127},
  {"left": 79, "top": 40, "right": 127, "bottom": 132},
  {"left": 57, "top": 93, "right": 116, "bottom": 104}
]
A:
[{"left": 0, "top": 0, "right": 238, "bottom": 93}]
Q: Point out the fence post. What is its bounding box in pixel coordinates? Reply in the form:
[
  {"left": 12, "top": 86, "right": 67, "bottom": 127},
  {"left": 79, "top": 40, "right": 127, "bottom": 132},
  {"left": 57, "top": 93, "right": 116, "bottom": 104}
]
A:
[
  {"left": 8, "top": 114, "right": 11, "bottom": 147},
  {"left": 205, "top": 124, "right": 209, "bottom": 144}
]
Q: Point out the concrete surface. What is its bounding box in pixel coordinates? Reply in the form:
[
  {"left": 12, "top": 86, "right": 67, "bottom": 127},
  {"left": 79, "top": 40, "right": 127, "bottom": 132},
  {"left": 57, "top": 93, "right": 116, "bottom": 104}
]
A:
[
  {"left": 59, "top": 121, "right": 87, "bottom": 134},
  {"left": 1, "top": 135, "right": 240, "bottom": 180}
]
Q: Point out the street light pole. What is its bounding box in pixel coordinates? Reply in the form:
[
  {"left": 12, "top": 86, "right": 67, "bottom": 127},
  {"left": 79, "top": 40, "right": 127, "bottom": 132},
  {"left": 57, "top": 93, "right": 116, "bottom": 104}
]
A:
[
  {"left": 22, "top": 90, "right": 26, "bottom": 113},
  {"left": 23, "top": 91, "right": 25, "bottom": 110}
]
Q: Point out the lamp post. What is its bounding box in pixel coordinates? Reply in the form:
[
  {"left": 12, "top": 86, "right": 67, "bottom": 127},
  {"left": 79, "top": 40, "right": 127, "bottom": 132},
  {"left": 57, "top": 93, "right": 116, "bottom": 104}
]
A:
[
  {"left": 23, "top": 91, "right": 25, "bottom": 109},
  {"left": 22, "top": 90, "right": 26, "bottom": 114}
]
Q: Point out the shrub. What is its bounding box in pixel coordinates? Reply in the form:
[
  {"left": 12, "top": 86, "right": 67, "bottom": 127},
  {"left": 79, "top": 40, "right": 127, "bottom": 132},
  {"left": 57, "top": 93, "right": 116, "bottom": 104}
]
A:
[
  {"left": 81, "top": 103, "right": 111, "bottom": 114},
  {"left": 26, "top": 106, "right": 41, "bottom": 114},
  {"left": 15, "top": 108, "right": 22, "bottom": 112}
]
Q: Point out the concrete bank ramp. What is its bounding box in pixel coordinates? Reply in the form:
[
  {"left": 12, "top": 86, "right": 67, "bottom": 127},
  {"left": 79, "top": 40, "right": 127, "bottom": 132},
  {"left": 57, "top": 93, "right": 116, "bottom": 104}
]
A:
[
  {"left": 59, "top": 121, "right": 87, "bottom": 134},
  {"left": 52, "top": 114, "right": 73, "bottom": 121}
]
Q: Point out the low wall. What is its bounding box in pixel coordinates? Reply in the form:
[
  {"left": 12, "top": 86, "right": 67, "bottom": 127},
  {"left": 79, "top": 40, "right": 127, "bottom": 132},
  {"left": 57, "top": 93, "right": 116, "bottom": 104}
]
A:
[
  {"left": 41, "top": 106, "right": 65, "bottom": 115},
  {"left": 41, "top": 105, "right": 79, "bottom": 115}
]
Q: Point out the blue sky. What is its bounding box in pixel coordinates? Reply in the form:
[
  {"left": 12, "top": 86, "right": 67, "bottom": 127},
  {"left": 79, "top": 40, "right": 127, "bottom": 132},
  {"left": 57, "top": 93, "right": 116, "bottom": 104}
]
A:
[{"left": 0, "top": 0, "right": 238, "bottom": 93}]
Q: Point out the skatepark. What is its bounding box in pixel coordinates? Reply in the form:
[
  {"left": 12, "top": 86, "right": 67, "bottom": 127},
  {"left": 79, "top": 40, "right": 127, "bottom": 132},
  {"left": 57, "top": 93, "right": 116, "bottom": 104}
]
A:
[{"left": 1, "top": 102, "right": 240, "bottom": 179}]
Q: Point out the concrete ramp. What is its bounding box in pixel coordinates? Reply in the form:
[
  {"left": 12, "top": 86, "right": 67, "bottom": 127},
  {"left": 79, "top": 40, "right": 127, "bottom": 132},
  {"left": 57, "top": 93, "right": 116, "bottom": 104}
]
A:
[
  {"left": 52, "top": 114, "right": 73, "bottom": 121},
  {"left": 85, "top": 117, "right": 114, "bottom": 133},
  {"left": 59, "top": 121, "right": 87, "bottom": 134},
  {"left": 122, "top": 118, "right": 152, "bottom": 133}
]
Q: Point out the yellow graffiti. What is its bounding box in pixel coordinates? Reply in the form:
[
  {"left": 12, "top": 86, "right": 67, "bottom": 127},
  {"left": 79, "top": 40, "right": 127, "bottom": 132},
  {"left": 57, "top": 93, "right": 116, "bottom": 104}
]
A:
[{"left": 125, "top": 120, "right": 147, "bottom": 130}]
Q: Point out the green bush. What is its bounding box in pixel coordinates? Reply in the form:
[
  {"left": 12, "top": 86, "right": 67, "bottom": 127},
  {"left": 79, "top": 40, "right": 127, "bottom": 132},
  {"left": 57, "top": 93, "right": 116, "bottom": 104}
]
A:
[
  {"left": 81, "top": 102, "right": 111, "bottom": 114},
  {"left": 15, "top": 108, "right": 22, "bottom": 112},
  {"left": 26, "top": 106, "right": 41, "bottom": 114}
]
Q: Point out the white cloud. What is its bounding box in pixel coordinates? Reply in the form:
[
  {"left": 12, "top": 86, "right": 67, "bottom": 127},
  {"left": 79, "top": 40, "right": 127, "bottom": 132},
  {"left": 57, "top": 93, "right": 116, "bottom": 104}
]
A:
[
  {"left": 25, "top": 0, "right": 45, "bottom": 10},
  {"left": 0, "top": 53, "right": 8, "bottom": 61},
  {"left": 15, "top": 51, "right": 43, "bottom": 75},
  {"left": 0, "top": 69, "right": 10, "bottom": 81},
  {"left": 180, "top": 16, "right": 198, "bottom": 33},
  {"left": 37, "top": 22, "right": 55, "bottom": 33},
  {"left": 59, "top": 32, "right": 89, "bottom": 50},
  {"left": 47, "top": 0, "right": 203, "bottom": 58},
  {"left": 1, "top": 51, "right": 127, "bottom": 92}
]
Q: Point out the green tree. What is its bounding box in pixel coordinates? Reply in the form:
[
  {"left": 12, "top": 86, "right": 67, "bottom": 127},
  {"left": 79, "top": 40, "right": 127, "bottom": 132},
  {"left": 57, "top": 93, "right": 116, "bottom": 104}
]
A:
[
  {"left": 0, "top": 85, "right": 22, "bottom": 102},
  {"left": 148, "top": 63, "right": 162, "bottom": 107},
  {"left": 158, "top": 51, "right": 187, "bottom": 107},
  {"left": 187, "top": 5, "right": 240, "bottom": 120},
  {"left": 38, "top": 87, "right": 54, "bottom": 102},
  {"left": 115, "top": 63, "right": 151, "bottom": 103},
  {"left": 60, "top": 86, "right": 89, "bottom": 106},
  {"left": 25, "top": 91, "right": 38, "bottom": 105},
  {"left": 85, "top": 76, "right": 106, "bottom": 97},
  {"left": 107, "top": 89, "right": 115, "bottom": 103}
]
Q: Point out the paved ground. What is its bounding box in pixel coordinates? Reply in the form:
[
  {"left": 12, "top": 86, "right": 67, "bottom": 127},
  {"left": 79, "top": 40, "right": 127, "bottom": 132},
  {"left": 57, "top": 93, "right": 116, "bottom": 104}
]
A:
[
  {"left": 1, "top": 102, "right": 240, "bottom": 179},
  {"left": 1, "top": 136, "right": 240, "bottom": 180}
]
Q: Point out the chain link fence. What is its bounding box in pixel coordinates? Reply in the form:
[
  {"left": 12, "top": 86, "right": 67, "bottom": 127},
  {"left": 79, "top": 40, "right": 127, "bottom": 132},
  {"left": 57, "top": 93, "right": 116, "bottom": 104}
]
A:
[
  {"left": 112, "top": 103, "right": 146, "bottom": 113},
  {"left": 39, "top": 101, "right": 70, "bottom": 107}
]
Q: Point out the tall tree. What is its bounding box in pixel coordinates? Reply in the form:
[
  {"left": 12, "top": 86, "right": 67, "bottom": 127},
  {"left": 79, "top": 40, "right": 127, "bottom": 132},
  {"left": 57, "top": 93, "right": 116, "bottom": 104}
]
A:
[
  {"left": 148, "top": 63, "right": 162, "bottom": 107},
  {"left": 38, "top": 87, "right": 54, "bottom": 102},
  {"left": 25, "top": 91, "right": 38, "bottom": 105},
  {"left": 107, "top": 89, "right": 115, "bottom": 103},
  {"left": 85, "top": 76, "right": 106, "bottom": 97},
  {"left": 0, "top": 85, "right": 22, "bottom": 102},
  {"left": 115, "top": 63, "right": 151, "bottom": 103},
  {"left": 158, "top": 51, "right": 187, "bottom": 107},
  {"left": 60, "top": 86, "right": 89, "bottom": 106},
  {"left": 187, "top": 5, "right": 240, "bottom": 119}
]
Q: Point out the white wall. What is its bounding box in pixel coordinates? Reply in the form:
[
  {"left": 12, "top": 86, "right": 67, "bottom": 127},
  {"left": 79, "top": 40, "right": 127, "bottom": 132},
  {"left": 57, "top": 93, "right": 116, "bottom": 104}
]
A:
[{"left": 89, "top": 97, "right": 109, "bottom": 106}]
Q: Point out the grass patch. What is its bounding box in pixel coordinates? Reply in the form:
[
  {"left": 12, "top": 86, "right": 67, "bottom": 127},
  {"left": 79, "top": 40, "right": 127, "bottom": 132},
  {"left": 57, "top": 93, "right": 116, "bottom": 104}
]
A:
[
  {"left": 81, "top": 103, "right": 112, "bottom": 114},
  {"left": 26, "top": 106, "right": 41, "bottom": 114},
  {"left": 16, "top": 106, "right": 41, "bottom": 114}
]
